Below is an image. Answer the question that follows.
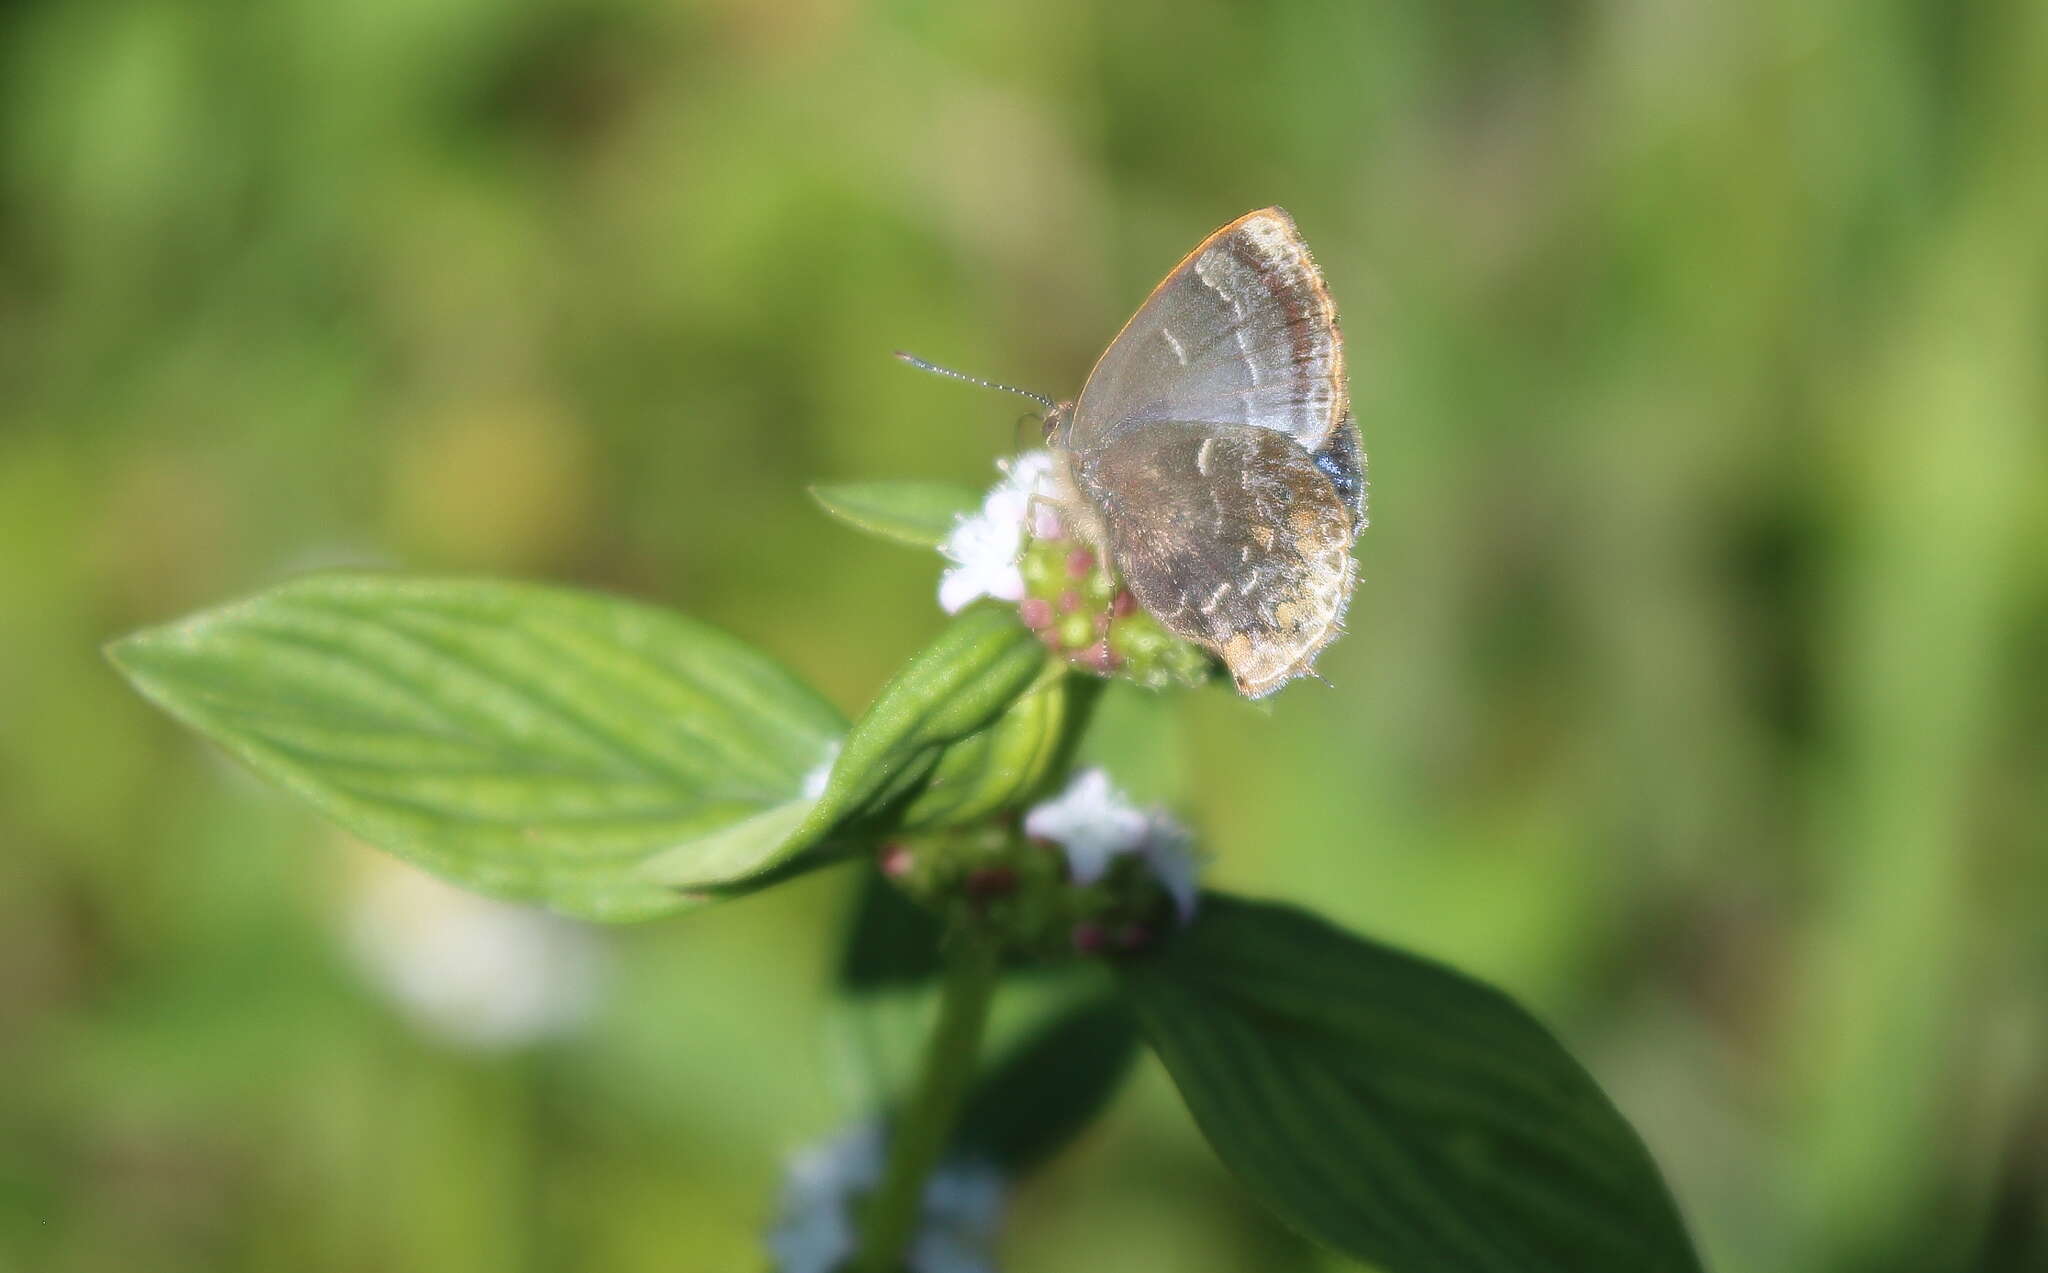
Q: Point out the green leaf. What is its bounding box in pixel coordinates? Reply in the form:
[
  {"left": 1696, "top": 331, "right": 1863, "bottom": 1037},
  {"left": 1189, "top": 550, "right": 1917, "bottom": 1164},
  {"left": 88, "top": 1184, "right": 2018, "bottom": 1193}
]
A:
[
  {"left": 837, "top": 868, "right": 946, "bottom": 993},
  {"left": 787, "top": 606, "right": 1056, "bottom": 851},
  {"left": 952, "top": 993, "right": 1138, "bottom": 1174},
  {"left": 1119, "top": 895, "right": 1704, "bottom": 1273},
  {"left": 829, "top": 869, "right": 948, "bottom": 1113},
  {"left": 810, "top": 481, "right": 980, "bottom": 549},
  {"left": 899, "top": 671, "right": 1103, "bottom": 834},
  {"left": 107, "top": 573, "right": 845, "bottom": 922}
]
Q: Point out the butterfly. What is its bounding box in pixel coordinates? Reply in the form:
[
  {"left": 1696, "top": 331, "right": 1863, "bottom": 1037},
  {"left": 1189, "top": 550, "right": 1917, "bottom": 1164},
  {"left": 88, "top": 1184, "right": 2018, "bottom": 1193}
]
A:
[
  {"left": 904, "top": 207, "right": 1364, "bottom": 698},
  {"left": 1046, "top": 207, "right": 1365, "bottom": 697}
]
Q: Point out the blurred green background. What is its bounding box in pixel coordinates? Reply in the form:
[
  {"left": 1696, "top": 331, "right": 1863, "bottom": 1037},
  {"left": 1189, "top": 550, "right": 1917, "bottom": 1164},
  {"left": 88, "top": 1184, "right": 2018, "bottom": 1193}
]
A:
[{"left": 3, "top": 1, "right": 2044, "bottom": 1270}]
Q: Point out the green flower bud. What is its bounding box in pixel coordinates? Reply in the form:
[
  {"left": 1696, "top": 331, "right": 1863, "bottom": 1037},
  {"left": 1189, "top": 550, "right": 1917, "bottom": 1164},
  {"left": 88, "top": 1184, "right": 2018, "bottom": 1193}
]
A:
[{"left": 1015, "top": 520, "right": 1214, "bottom": 692}]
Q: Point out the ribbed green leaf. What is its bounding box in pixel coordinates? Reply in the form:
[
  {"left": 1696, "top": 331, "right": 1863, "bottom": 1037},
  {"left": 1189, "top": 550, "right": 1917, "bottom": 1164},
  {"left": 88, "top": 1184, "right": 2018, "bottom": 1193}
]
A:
[
  {"left": 1120, "top": 895, "right": 1703, "bottom": 1273},
  {"left": 894, "top": 663, "right": 1071, "bottom": 832},
  {"left": 810, "top": 481, "right": 980, "bottom": 549},
  {"left": 107, "top": 573, "right": 844, "bottom": 921},
  {"left": 788, "top": 606, "right": 1056, "bottom": 851}
]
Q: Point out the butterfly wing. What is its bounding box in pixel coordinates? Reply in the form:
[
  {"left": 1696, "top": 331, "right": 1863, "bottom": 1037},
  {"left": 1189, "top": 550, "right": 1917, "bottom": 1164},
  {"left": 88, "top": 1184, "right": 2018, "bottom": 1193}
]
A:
[
  {"left": 1069, "top": 419, "right": 1357, "bottom": 698},
  {"left": 1055, "top": 208, "right": 1364, "bottom": 696},
  {"left": 1066, "top": 208, "right": 1359, "bottom": 520}
]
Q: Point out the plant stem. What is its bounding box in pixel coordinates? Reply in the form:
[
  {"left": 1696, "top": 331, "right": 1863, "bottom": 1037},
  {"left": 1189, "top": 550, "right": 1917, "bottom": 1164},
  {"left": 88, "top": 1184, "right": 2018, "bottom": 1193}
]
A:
[{"left": 853, "top": 936, "right": 1000, "bottom": 1273}]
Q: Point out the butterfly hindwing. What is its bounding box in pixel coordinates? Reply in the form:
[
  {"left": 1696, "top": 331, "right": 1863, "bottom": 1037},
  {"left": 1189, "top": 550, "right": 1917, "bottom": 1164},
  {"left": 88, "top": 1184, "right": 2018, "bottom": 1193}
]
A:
[{"left": 1068, "top": 419, "right": 1356, "bottom": 698}]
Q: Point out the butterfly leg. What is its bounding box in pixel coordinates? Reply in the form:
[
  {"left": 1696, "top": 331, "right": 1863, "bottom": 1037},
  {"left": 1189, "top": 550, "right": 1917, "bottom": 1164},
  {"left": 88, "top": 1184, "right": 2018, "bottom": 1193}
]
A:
[{"left": 1023, "top": 490, "right": 1073, "bottom": 542}]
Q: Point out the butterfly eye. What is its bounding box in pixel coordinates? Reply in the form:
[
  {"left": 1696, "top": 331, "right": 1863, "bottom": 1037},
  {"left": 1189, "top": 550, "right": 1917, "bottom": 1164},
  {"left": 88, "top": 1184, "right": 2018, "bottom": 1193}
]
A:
[{"left": 1040, "top": 404, "right": 1070, "bottom": 446}]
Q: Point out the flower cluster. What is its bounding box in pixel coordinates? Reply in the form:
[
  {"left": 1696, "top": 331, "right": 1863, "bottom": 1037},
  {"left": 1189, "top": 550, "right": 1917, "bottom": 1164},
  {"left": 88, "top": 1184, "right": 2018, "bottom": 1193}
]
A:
[
  {"left": 1024, "top": 767, "right": 1199, "bottom": 925},
  {"left": 937, "top": 452, "right": 1056, "bottom": 615},
  {"left": 767, "top": 1123, "right": 1003, "bottom": 1273},
  {"left": 881, "top": 768, "right": 1203, "bottom": 958},
  {"left": 939, "top": 453, "right": 1212, "bottom": 691}
]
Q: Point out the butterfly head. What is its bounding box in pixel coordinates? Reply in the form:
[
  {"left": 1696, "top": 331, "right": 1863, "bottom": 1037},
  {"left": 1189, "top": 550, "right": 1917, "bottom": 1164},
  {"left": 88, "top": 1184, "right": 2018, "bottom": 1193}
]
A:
[{"left": 1040, "top": 401, "right": 1076, "bottom": 449}]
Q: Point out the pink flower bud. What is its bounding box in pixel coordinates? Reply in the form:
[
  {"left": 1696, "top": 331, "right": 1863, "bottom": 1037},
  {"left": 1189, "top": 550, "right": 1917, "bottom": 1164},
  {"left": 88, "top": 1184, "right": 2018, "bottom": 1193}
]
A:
[
  {"left": 877, "top": 842, "right": 914, "bottom": 878},
  {"left": 1079, "top": 640, "right": 1119, "bottom": 673}
]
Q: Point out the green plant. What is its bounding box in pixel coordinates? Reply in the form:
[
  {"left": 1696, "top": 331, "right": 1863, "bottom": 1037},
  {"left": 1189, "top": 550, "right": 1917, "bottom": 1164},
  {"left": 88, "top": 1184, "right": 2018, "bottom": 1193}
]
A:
[{"left": 109, "top": 458, "right": 1703, "bottom": 1273}]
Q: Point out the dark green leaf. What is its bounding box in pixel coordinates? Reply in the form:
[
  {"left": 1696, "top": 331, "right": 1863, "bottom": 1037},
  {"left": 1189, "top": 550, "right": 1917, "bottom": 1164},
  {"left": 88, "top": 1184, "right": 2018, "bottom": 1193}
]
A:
[
  {"left": 829, "top": 868, "right": 948, "bottom": 1111},
  {"left": 810, "top": 481, "right": 980, "bottom": 549},
  {"left": 787, "top": 606, "right": 1056, "bottom": 851},
  {"left": 952, "top": 994, "right": 1138, "bottom": 1174},
  {"left": 1119, "top": 895, "right": 1704, "bottom": 1273},
  {"left": 107, "top": 573, "right": 844, "bottom": 921},
  {"left": 838, "top": 868, "right": 945, "bottom": 993}
]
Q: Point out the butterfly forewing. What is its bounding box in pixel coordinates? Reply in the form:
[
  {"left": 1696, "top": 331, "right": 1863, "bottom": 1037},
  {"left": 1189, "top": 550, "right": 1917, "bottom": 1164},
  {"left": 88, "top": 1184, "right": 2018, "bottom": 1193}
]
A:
[{"left": 1067, "top": 208, "right": 1350, "bottom": 457}]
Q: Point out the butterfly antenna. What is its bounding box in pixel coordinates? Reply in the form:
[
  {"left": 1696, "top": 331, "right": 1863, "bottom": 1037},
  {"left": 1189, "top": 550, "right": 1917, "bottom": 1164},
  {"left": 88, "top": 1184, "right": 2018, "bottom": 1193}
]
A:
[{"left": 894, "top": 351, "right": 1056, "bottom": 410}]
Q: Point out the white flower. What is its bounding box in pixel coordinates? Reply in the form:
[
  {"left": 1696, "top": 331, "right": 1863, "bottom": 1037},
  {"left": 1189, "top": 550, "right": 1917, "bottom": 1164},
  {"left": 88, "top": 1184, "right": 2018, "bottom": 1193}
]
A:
[
  {"left": 1023, "top": 768, "right": 1202, "bottom": 923},
  {"left": 767, "top": 1123, "right": 1004, "bottom": 1273},
  {"left": 1137, "top": 817, "right": 1201, "bottom": 925},
  {"left": 343, "top": 846, "right": 604, "bottom": 1050},
  {"left": 1022, "top": 769, "right": 1149, "bottom": 885},
  {"left": 937, "top": 451, "right": 1056, "bottom": 614}
]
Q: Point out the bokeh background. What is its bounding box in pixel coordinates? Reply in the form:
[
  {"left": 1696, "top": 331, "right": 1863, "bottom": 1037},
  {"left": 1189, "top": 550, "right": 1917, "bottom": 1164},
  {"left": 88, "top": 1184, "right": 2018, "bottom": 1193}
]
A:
[{"left": 3, "top": 1, "right": 2044, "bottom": 1270}]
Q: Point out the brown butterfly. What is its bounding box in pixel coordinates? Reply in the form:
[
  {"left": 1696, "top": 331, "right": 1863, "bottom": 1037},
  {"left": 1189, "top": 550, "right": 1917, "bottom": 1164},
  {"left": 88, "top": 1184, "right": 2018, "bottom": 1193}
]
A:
[{"left": 906, "top": 208, "right": 1364, "bottom": 697}]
